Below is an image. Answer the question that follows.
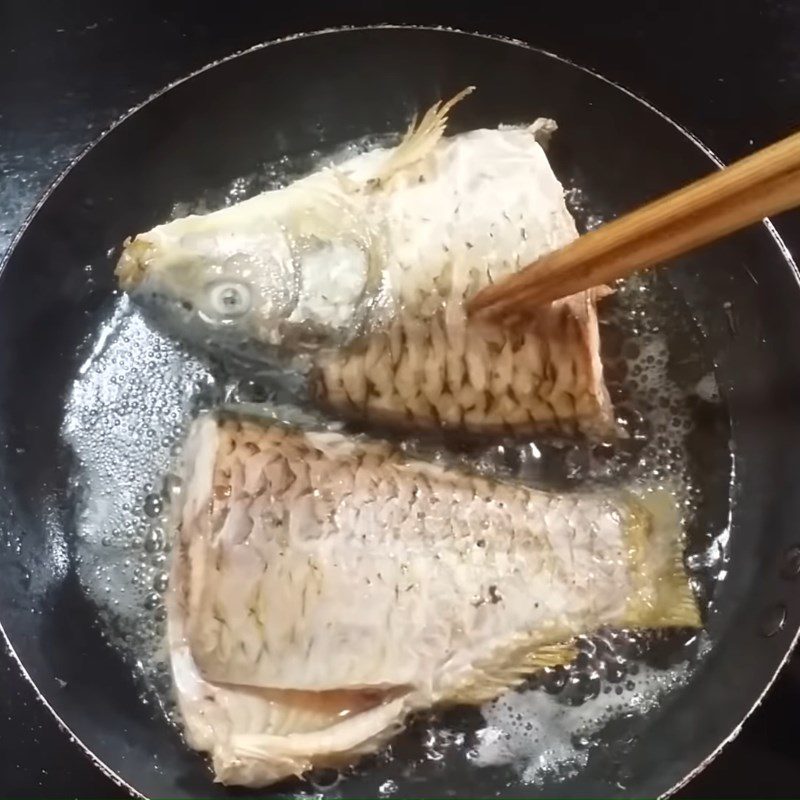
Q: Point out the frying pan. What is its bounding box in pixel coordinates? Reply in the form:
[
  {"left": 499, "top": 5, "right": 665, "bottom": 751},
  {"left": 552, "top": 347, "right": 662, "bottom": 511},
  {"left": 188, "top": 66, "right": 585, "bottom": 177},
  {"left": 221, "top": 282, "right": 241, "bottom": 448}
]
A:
[{"left": 1, "top": 26, "right": 799, "bottom": 799}]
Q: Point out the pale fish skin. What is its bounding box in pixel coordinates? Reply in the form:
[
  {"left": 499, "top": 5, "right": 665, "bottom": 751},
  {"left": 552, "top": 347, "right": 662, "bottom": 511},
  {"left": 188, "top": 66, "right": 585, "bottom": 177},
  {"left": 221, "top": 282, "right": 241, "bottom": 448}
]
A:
[
  {"left": 118, "top": 91, "right": 614, "bottom": 437},
  {"left": 167, "top": 414, "right": 698, "bottom": 786}
]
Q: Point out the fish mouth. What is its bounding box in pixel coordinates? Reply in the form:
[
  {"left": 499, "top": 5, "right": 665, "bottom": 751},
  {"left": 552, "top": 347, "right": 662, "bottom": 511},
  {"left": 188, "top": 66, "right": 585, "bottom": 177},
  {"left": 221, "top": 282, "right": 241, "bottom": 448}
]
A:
[{"left": 115, "top": 237, "right": 152, "bottom": 290}]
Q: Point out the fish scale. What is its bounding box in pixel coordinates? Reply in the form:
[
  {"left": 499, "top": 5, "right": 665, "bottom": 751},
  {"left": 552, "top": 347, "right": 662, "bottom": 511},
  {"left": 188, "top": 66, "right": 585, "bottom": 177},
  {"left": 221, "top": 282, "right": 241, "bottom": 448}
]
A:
[{"left": 168, "top": 413, "right": 699, "bottom": 786}]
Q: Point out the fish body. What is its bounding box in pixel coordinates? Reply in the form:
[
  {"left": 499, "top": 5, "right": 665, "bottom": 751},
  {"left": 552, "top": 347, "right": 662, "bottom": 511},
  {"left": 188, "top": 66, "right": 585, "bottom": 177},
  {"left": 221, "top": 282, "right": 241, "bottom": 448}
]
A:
[
  {"left": 119, "top": 93, "right": 614, "bottom": 436},
  {"left": 168, "top": 414, "right": 698, "bottom": 786}
]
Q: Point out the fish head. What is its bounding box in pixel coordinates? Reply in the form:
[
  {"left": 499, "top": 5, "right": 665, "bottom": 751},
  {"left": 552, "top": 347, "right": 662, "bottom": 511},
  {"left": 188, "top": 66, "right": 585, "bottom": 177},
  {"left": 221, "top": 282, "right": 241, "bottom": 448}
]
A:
[
  {"left": 116, "top": 212, "right": 297, "bottom": 349},
  {"left": 116, "top": 178, "right": 378, "bottom": 361}
]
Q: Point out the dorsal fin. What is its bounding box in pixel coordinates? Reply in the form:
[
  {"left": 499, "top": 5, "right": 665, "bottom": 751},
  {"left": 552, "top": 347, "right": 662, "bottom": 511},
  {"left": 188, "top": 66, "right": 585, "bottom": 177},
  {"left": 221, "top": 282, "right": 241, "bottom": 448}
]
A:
[
  {"left": 440, "top": 639, "right": 578, "bottom": 706},
  {"left": 370, "top": 86, "right": 475, "bottom": 187}
]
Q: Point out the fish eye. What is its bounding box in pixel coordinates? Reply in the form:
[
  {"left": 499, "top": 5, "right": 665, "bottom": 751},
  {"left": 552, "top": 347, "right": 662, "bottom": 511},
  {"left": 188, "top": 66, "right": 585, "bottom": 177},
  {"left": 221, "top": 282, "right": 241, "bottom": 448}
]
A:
[{"left": 206, "top": 281, "right": 252, "bottom": 319}]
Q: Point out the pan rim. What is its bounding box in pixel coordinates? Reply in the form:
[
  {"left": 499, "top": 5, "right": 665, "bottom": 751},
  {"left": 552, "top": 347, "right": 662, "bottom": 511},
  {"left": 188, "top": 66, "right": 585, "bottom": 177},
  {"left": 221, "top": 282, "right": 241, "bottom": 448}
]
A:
[{"left": 0, "top": 22, "right": 797, "bottom": 800}]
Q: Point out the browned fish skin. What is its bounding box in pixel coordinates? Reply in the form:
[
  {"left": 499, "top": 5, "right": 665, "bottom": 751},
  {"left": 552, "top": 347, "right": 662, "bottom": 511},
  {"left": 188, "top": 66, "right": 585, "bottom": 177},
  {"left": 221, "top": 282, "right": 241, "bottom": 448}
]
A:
[{"left": 314, "top": 296, "right": 613, "bottom": 437}]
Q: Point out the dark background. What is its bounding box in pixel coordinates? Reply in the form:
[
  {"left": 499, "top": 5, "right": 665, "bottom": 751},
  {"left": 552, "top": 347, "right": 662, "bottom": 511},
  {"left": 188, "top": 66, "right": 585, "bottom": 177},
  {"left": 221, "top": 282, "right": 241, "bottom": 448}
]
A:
[{"left": 2, "top": 1, "right": 800, "bottom": 796}]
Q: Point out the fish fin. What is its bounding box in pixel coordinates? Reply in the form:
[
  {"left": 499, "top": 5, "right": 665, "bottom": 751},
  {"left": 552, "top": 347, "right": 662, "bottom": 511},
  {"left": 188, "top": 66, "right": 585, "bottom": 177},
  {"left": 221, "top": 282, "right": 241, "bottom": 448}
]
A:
[
  {"left": 523, "top": 641, "right": 579, "bottom": 669},
  {"left": 224, "top": 696, "right": 406, "bottom": 784},
  {"left": 370, "top": 86, "right": 475, "bottom": 187},
  {"left": 442, "top": 640, "right": 577, "bottom": 706},
  {"left": 624, "top": 489, "right": 701, "bottom": 629}
]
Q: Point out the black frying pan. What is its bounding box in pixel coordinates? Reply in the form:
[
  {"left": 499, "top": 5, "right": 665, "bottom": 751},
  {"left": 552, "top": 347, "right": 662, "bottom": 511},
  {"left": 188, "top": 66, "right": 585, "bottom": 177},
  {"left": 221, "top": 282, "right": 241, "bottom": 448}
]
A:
[{"left": 1, "top": 27, "right": 799, "bottom": 799}]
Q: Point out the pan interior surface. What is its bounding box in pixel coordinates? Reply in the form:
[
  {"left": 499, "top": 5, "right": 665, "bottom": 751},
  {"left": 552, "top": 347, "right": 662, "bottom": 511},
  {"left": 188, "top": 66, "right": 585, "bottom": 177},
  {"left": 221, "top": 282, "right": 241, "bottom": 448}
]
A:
[{"left": 0, "top": 27, "right": 798, "bottom": 799}]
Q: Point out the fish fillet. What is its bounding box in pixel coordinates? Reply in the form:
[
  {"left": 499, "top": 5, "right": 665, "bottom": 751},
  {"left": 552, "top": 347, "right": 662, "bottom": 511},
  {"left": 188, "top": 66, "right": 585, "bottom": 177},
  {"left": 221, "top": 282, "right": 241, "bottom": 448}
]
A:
[
  {"left": 168, "top": 414, "right": 698, "bottom": 786},
  {"left": 118, "top": 91, "right": 615, "bottom": 437}
]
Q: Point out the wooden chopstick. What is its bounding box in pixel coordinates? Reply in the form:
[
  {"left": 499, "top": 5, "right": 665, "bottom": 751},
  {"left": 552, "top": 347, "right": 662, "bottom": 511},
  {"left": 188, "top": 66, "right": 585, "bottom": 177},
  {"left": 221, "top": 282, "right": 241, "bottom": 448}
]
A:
[{"left": 467, "top": 130, "right": 800, "bottom": 320}]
